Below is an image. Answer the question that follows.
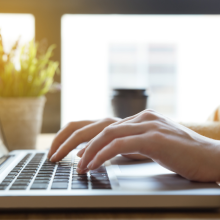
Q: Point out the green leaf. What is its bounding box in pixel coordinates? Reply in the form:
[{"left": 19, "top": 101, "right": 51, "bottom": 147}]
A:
[{"left": 0, "top": 37, "right": 59, "bottom": 97}]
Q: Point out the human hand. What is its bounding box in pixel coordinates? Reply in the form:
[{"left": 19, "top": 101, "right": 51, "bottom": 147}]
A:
[
  {"left": 48, "top": 117, "right": 149, "bottom": 162},
  {"left": 47, "top": 118, "right": 119, "bottom": 161},
  {"left": 76, "top": 110, "right": 220, "bottom": 182}
]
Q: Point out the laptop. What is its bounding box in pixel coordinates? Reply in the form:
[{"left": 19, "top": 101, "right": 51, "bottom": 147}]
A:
[{"left": 0, "top": 124, "right": 220, "bottom": 209}]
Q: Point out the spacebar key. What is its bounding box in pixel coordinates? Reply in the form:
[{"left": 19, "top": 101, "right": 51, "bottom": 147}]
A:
[
  {"left": 51, "top": 183, "right": 68, "bottom": 189},
  {"left": 30, "top": 184, "right": 48, "bottom": 190}
]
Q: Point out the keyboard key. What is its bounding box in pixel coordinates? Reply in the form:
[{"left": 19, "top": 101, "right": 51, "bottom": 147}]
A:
[
  {"left": 52, "top": 179, "right": 69, "bottom": 182},
  {"left": 56, "top": 174, "right": 70, "bottom": 177},
  {"left": 20, "top": 171, "right": 36, "bottom": 174},
  {"left": 1, "top": 180, "right": 12, "bottom": 184},
  {"left": 71, "top": 185, "right": 88, "bottom": 189},
  {"left": 0, "top": 186, "right": 7, "bottom": 190},
  {"left": 8, "top": 171, "right": 19, "bottom": 175},
  {"left": 56, "top": 171, "right": 70, "bottom": 174},
  {"left": 53, "top": 176, "right": 69, "bottom": 179},
  {"left": 13, "top": 179, "right": 31, "bottom": 183},
  {"left": 32, "top": 181, "right": 50, "bottom": 184},
  {"left": 36, "top": 174, "right": 52, "bottom": 177},
  {"left": 51, "top": 183, "right": 68, "bottom": 189},
  {"left": 90, "top": 173, "right": 108, "bottom": 177},
  {"left": 17, "top": 175, "right": 34, "bottom": 178},
  {"left": 72, "top": 181, "right": 88, "bottom": 186},
  {"left": 10, "top": 186, "right": 27, "bottom": 190},
  {"left": 92, "top": 186, "right": 111, "bottom": 189},
  {"left": 6, "top": 174, "right": 16, "bottom": 178},
  {"left": 0, "top": 182, "right": 10, "bottom": 186},
  {"left": 37, "top": 172, "right": 53, "bottom": 175},
  {"left": 72, "top": 174, "right": 87, "bottom": 177},
  {"left": 3, "top": 178, "right": 14, "bottom": 182},
  {"left": 40, "top": 168, "right": 55, "bottom": 171},
  {"left": 30, "top": 184, "right": 48, "bottom": 190},
  {"left": 90, "top": 176, "right": 109, "bottom": 180},
  {"left": 72, "top": 176, "right": 88, "bottom": 180},
  {"left": 11, "top": 182, "right": 29, "bottom": 186},
  {"left": 23, "top": 168, "right": 38, "bottom": 170},
  {"left": 35, "top": 177, "right": 51, "bottom": 180},
  {"left": 35, "top": 180, "right": 51, "bottom": 184}
]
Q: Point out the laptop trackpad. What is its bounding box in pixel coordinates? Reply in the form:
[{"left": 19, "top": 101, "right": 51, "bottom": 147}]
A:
[{"left": 110, "top": 156, "right": 219, "bottom": 191}]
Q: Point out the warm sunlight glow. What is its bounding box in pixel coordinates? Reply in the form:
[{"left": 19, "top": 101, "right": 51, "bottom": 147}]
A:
[{"left": 0, "top": 14, "right": 35, "bottom": 68}]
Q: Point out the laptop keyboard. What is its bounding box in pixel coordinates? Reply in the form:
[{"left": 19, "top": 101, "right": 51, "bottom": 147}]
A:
[{"left": 0, "top": 153, "right": 112, "bottom": 191}]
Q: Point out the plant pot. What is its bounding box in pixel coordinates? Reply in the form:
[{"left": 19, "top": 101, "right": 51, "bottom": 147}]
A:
[{"left": 0, "top": 96, "right": 46, "bottom": 151}]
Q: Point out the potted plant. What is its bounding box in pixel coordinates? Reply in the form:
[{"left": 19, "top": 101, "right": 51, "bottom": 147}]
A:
[{"left": 0, "top": 33, "right": 59, "bottom": 151}]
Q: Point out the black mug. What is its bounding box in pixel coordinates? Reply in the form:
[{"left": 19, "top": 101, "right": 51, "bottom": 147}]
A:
[{"left": 111, "top": 89, "right": 148, "bottom": 119}]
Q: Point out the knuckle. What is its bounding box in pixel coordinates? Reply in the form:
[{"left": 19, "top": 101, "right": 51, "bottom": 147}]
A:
[
  {"left": 102, "top": 117, "right": 116, "bottom": 124},
  {"left": 94, "top": 152, "right": 106, "bottom": 167},
  {"left": 103, "top": 126, "right": 114, "bottom": 136},
  {"left": 111, "top": 138, "right": 123, "bottom": 150},
  {"left": 140, "top": 111, "right": 153, "bottom": 120},
  {"left": 66, "top": 121, "right": 75, "bottom": 129},
  {"left": 74, "top": 129, "right": 84, "bottom": 141},
  {"left": 140, "top": 110, "right": 158, "bottom": 121},
  {"left": 95, "top": 152, "right": 103, "bottom": 162},
  {"left": 84, "top": 147, "right": 89, "bottom": 155},
  {"left": 84, "top": 147, "right": 92, "bottom": 158},
  {"left": 149, "top": 121, "right": 161, "bottom": 130},
  {"left": 151, "top": 131, "right": 165, "bottom": 141},
  {"left": 147, "top": 109, "right": 155, "bottom": 113}
]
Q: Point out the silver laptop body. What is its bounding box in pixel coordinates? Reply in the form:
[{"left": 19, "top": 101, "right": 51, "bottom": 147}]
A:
[{"left": 0, "top": 144, "right": 219, "bottom": 209}]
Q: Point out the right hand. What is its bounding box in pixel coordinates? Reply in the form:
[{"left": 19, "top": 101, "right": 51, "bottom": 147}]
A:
[
  {"left": 47, "top": 118, "right": 119, "bottom": 161},
  {"left": 76, "top": 110, "right": 220, "bottom": 182}
]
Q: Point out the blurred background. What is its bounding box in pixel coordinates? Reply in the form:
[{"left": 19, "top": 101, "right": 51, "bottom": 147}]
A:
[{"left": 1, "top": 0, "right": 220, "bottom": 132}]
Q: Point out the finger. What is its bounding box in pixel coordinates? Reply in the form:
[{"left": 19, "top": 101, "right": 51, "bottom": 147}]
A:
[
  {"left": 77, "top": 139, "right": 93, "bottom": 158},
  {"left": 87, "top": 135, "right": 147, "bottom": 170},
  {"left": 76, "top": 118, "right": 120, "bottom": 158},
  {"left": 110, "top": 112, "right": 141, "bottom": 126},
  {"left": 124, "top": 110, "right": 161, "bottom": 124},
  {"left": 77, "top": 147, "right": 86, "bottom": 158},
  {"left": 111, "top": 109, "right": 159, "bottom": 127},
  {"left": 121, "top": 153, "right": 149, "bottom": 160},
  {"left": 77, "top": 111, "right": 159, "bottom": 168},
  {"left": 47, "top": 120, "right": 94, "bottom": 159},
  {"left": 50, "top": 119, "right": 117, "bottom": 162},
  {"left": 78, "top": 123, "right": 146, "bottom": 170}
]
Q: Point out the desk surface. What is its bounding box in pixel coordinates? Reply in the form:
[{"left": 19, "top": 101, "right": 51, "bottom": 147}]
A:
[{"left": 1, "top": 134, "right": 220, "bottom": 220}]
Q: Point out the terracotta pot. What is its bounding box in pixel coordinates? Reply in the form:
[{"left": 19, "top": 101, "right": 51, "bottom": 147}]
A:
[{"left": 0, "top": 96, "right": 46, "bottom": 151}]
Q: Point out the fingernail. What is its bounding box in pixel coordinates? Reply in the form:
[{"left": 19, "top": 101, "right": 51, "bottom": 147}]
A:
[
  {"left": 77, "top": 149, "right": 84, "bottom": 158},
  {"left": 50, "top": 153, "right": 57, "bottom": 162},
  {"left": 77, "top": 159, "right": 83, "bottom": 168},
  {"left": 87, "top": 160, "right": 94, "bottom": 170},
  {"left": 76, "top": 167, "right": 89, "bottom": 174}
]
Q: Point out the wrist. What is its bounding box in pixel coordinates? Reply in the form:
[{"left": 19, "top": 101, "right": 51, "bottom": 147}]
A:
[{"left": 202, "top": 139, "right": 220, "bottom": 182}]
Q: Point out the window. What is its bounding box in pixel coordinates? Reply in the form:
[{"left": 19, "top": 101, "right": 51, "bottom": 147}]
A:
[
  {"left": 0, "top": 14, "right": 35, "bottom": 69},
  {"left": 61, "top": 15, "right": 220, "bottom": 125}
]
